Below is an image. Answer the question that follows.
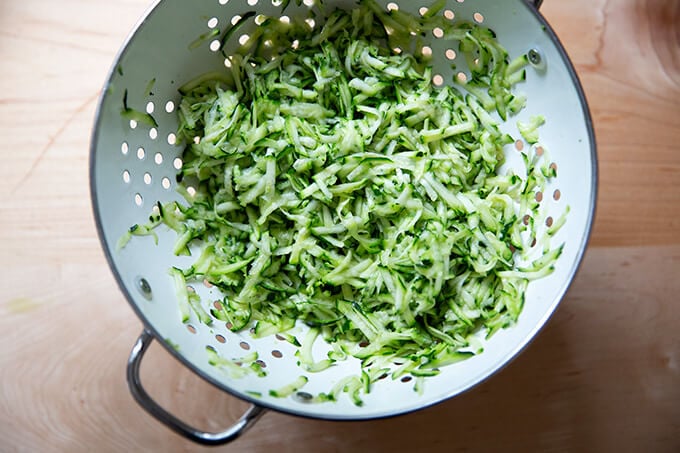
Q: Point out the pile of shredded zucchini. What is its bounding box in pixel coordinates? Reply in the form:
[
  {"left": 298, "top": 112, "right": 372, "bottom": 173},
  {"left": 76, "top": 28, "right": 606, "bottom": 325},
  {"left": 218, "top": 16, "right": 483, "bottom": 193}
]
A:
[{"left": 122, "top": 0, "right": 566, "bottom": 404}]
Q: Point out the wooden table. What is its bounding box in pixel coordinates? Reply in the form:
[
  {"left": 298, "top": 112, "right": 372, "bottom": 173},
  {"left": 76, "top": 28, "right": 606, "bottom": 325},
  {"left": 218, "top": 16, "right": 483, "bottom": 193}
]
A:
[{"left": 1, "top": 0, "right": 678, "bottom": 451}]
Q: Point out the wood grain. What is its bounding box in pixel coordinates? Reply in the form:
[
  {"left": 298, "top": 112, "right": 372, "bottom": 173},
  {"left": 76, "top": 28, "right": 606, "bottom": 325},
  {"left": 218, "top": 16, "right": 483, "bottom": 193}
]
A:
[
  {"left": 1, "top": 247, "right": 678, "bottom": 452},
  {"left": 1, "top": 0, "right": 679, "bottom": 452},
  {"left": 542, "top": 0, "right": 680, "bottom": 247}
]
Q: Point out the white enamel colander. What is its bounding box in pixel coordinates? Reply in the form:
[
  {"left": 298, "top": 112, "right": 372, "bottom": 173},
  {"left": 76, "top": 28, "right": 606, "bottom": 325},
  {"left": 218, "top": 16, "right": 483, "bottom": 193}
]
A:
[{"left": 90, "top": 0, "right": 596, "bottom": 445}]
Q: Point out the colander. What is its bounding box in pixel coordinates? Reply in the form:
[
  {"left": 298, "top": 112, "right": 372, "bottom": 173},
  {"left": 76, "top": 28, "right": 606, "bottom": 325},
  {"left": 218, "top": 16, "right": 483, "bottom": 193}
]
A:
[{"left": 90, "top": 0, "right": 596, "bottom": 445}]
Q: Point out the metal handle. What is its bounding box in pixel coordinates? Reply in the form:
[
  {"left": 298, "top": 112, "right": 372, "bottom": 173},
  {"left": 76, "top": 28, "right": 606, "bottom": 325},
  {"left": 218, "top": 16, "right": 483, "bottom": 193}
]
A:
[{"left": 127, "top": 330, "right": 266, "bottom": 446}]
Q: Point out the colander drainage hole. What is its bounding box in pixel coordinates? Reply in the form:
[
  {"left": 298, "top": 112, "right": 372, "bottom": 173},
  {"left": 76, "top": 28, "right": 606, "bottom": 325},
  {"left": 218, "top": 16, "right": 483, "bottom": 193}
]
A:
[
  {"left": 401, "top": 376, "right": 412, "bottom": 383},
  {"left": 255, "top": 359, "right": 267, "bottom": 368},
  {"left": 215, "top": 334, "right": 226, "bottom": 343},
  {"left": 187, "top": 325, "right": 197, "bottom": 334},
  {"left": 271, "top": 350, "right": 283, "bottom": 358},
  {"left": 239, "top": 341, "right": 250, "bottom": 350},
  {"left": 553, "top": 189, "right": 561, "bottom": 201},
  {"left": 444, "top": 9, "right": 454, "bottom": 20},
  {"left": 546, "top": 216, "right": 554, "bottom": 227}
]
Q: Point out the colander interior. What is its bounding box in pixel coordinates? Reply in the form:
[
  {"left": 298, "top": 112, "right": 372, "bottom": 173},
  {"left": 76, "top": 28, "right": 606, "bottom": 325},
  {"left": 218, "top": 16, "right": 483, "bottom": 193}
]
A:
[{"left": 91, "top": 0, "right": 595, "bottom": 420}]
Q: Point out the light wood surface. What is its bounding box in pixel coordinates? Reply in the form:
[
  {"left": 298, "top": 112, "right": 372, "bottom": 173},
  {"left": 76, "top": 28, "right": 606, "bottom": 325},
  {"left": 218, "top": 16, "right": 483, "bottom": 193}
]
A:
[{"left": 1, "top": 0, "right": 679, "bottom": 451}]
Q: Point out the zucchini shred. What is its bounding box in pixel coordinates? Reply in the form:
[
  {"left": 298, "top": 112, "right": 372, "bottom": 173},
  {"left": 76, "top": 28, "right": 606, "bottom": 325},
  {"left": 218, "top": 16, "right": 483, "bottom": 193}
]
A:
[{"left": 120, "top": 0, "right": 566, "bottom": 405}]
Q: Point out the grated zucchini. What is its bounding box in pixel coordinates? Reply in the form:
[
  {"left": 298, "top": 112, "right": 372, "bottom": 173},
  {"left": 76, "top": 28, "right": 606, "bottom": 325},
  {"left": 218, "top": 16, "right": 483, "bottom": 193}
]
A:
[{"left": 123, "top": 0, "right": 566, "bottom": 405}]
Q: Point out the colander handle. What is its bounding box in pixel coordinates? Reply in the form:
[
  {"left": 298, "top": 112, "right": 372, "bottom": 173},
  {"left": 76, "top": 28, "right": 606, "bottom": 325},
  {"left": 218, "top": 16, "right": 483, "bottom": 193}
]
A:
[{"left": 127, "top": 330, "right": 266, "bottom": 446}]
